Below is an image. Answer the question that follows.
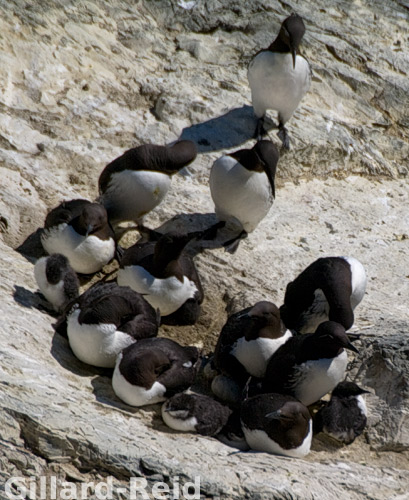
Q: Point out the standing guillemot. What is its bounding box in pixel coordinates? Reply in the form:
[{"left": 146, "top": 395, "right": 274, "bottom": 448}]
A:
[
  {"left": 41, "top": 199, "right": 116, "bottom": 275},
  {"left": 209, "top": 140, "right": 279, "bottom": 252},
  {"left": 241, "top": 393, "right": 312, "bottom": 458},
  {"left": 98, "top": 141, "right": 197, "bottom": 229},
  {"left": 112, "top": 337, "right": 199, "bottom": 407},
  {"left": 314, "top": 381, "right": 369, "bottom": 444},
  {"left": 117, "top": 230, "right": 204, "bottom": 325},
  {"left": 262, "top": 321, "right": 359, "bottom": 406},
  {"left": 161, "top": 392, "right": 232, "bottom": 436},
  {"left": 247, "top": 13, "right": 311, "bottom": 148},
  {"left": 58, "top": 281, "right": 159, "bottom": 368},
  {"left": 34, "top": 253, "right": 79, "bottom": 313},
  {"left": 280, "top": 256, "right": 367, "bottom": 334}
]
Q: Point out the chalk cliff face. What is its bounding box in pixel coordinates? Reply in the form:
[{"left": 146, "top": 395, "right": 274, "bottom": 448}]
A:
[{"left": 1, "top": 0, "right": 409, "bottom": 498}]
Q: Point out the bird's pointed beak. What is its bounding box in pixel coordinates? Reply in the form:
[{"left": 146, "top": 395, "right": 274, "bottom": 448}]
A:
[
  {"left": 86, "top": 224, "right": 93, "bottom": 237},
  {"left": 346, "top": 341, "right": 359, "bottom": 354},
  {"left": 291, "top": 47, "right": 297, "bottom": 69},
  {"left": 266, "top": 410, "right": 281, "bottom": 420}
]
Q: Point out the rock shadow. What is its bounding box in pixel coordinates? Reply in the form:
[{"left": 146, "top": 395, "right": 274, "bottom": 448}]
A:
[
  {"left": 50, "top": 329, "right": 112, "bottom": 379},
  {"left": 178, "top": 105, "right": 276, "bottom": 153},
  {"left": 13, "top": 284, "right": 58, "bottom": 317}
]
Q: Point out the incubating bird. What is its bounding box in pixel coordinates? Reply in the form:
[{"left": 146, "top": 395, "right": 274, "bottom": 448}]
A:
[
  {"left": 58, "top": 281, "right": 159, "bottom": 368},
  {"left": 262, "top": 321, "right": 359, "bottom": 406},
  {"left": 314, "top": 381, "right": 369, "bottom": 444},
  {"left": 241, "top": 393, "right": 312, "bottom": 458},
  {"left": 209, "top": 140, "right": 279, "bottom": 252},
  {"left": 98, "top": 141, "right": 197, "bottom": 229},
  {"left": 117, "top": 230, "right": 204, "bottom": 325},
  {"left": 112, "top": 338, "right": 199, "bottom": 407},
  {"left": 280, "top": 256, "right": 367, "bottom": 334},
  {"left": 161, "top": 392, "right": 232, "bottom": 436},
  {"left": 211, "top": 301, "right": 291, "bottom": 404},
  {"left": 34, "top": 253, "right": 79, "bottom": 313},
  {"left": 248, "top": 13, "right": 311, "bottom": 148},
  {"left": 41, "top": 199, "right": 115, "bottom": 274}
]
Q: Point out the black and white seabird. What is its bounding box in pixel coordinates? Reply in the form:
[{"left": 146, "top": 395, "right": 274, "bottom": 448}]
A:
[
  {"left": 211, "top": 302, "right": 292, "bottom": 402},
  {"left": 241, "top": 393, "right": 312, "bottom": 458},
  {"left": 58, "top": 281, "right": 159, "bottom": 368},
  {"left": 280, "top": 256, "right": 367, "bottom": 334},
  {"left": 314, "top": 381, "right": 369, "bottom": 444},
  {"left": 247, "top": 13, "right": 311, "bottom": 148},
  {"left": 41, "top": 199, "right": 116, "bottom": 275},
  {"left": 161, "top": 392, "right": 232, "bottom": 436},
  {"left": 112, "top": 337, "right": 199, "bottom": 407},
  {"left": 98, "top": 141, "right": 197, "bottom": 229},
  {"left": 209, "top": 140, "right": 279, "bottom": 252},
  {"left": 117, "top": 230, "right": 204, "bottom": 325},
  {"left": 34, "top": 253, "right": 79, "bottom": 313},
  {"left": 261, "top": 321, "right": 359, "bottom": 406}
]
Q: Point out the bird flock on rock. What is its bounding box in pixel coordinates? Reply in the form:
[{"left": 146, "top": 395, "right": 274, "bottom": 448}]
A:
[{"left": 33, "top": 13, "right": 372, "bottom": 459}]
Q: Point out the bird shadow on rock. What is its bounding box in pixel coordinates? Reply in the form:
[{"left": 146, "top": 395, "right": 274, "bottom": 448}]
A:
[
  {"left": 15, "top": 228, "right": 47, "bottom": 264},
  {"left": 13, "top": 284, "right": 59, "bottom": 318},
  {"left": 50, "top": 330, "right": 112, "bottom": 379},
  {"left": 139, "top": 212, "right": 243, "bottom": 257},
  {"left": 178, "top": 105, "right": 277, "bottom": 153}
]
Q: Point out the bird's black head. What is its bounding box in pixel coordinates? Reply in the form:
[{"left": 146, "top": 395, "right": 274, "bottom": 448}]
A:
[
  {"left": 266, "top": 400, "right": 311, "bottom": 430},
  {"left": 332, "top": 381, "right": 370, "bottom": 398},
  {"left": 279, "top": 13, "right": 306, "bottom": 68},
  {"left": 80, "top": 203, "right": 108, "bottom": 235},
  {"left": 313, "top": 321, "right": 359, "bottom": 354}
]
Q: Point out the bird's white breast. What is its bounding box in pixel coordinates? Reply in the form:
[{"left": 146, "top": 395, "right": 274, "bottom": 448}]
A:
[
  {"left": 242, "top": 420, "right": 312, "bottom": 458},
  {"left": 232, "top": 331, "right": 292, "bottom": 378},
  {"left": 34, "top": 257, "right": 66, "bottom": 311},
  {"left": 248, "top": 52, "right": 311, "bottom": 123},
  {"left": 41, "top": 224, "right": 115, "bottom": 274},
  {"left": 117, "top": 265, "right": 198, "bottom": 316},
  {"left": 67, "top": 308, "right": 135, "bottom": 368},
  {"left": 101, "top": 169, "right": 172, "bottom": 223},
  {"left": 112, "top": 353, "right": 167, "bottom": 406},
  {"left": 161, "top": 406, "right": 198, "bottom": 432},
  {"left": 292, "top": 350, "right": 348, "bottom": 406},
  {"left": 210, "top": 156, "right": 273, "bottom": 233},
  {"left": 342, "top": 256, "right": 367, "bottom": 310}
]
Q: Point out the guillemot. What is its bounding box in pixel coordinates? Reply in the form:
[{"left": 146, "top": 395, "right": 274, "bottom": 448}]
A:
[
  {"left": 280, "top": 256, "right": 367, "bottom": 334},
  {"left": 58, "top": 281, "right": 159, "bottom": 368},
  {"left": 209, "top": 140, "right": 279, "bottom": 252},
  {"left": 262, "top": 321, "right": 359, "bottom": 406},
  {"left": 112, "top": 337, "right": 199, "bottom": 407},
  {"left": 247, "top": 13, "right": 311, "bottom": 148},
  {"left": 98, "top": 141, "right": 197, "bottom": 230},
  {"left": 241, "top": 392, "right": 312, "bottom": 458},
  {"left": 161, "top": 392, "right": 232, "bottom": 436},
  {"left": 34, "top": 253, "right": 79, "bottom": 313},
  {"left": 117, "top": 229, "right": 204, "bottom": 325},
  {"left": 314, "top": 380, "right": 369, "bottom": 444},
  {"left": 214, "top": 301, "right": 291, "bottom": 380},
  {"left": 41, "top": 199, "right": 116, "bottom": 275}
]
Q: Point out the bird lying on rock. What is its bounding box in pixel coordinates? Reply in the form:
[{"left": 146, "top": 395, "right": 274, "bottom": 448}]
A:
[{"left": 112, "top": 337, "right": 199, "bottom": 407}]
